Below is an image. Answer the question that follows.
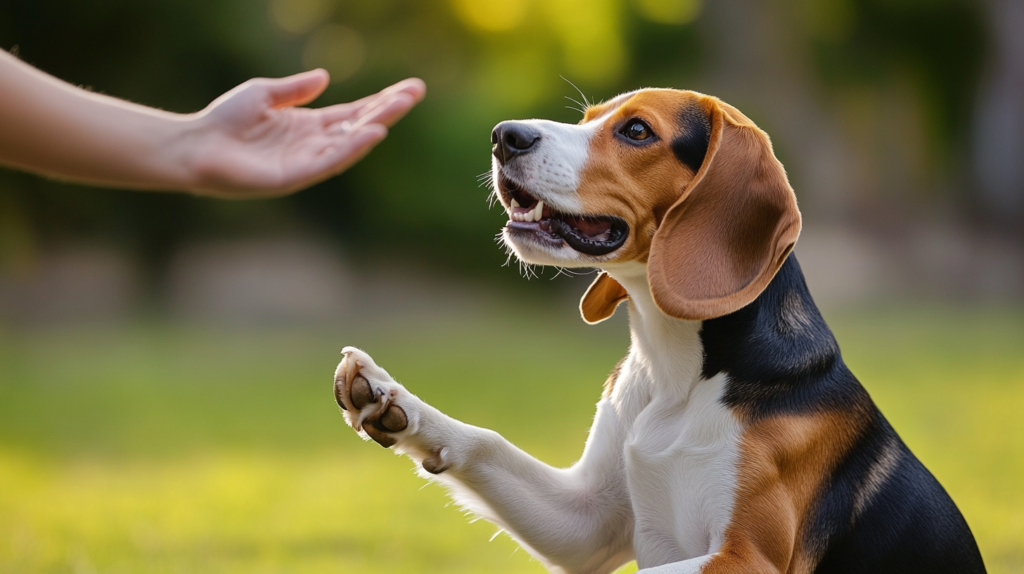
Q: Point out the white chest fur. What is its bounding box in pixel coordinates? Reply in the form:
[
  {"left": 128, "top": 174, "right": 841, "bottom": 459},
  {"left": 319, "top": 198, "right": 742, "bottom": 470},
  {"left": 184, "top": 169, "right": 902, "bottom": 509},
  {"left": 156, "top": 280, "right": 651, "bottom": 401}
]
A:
[
  {"left": 607, "top": 267, "right": 744, "bottom": 570},
  {"left": 621, "top": 371, "right": 741, "bottom": 568}
]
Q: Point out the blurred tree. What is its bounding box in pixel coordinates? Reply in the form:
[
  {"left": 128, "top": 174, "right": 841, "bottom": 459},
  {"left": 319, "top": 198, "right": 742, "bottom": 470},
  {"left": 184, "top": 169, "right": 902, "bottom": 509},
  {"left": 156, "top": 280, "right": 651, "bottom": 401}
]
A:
[{"left": 972, "top": 0, "right": 1024, "bottom": 233}]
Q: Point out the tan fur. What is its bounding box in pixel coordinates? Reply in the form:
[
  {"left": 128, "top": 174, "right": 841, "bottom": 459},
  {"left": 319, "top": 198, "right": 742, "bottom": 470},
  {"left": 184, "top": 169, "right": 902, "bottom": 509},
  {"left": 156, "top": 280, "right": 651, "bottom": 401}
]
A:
[
  {"left": 576, "top": 91, "right": 704, "bottom": 266},
  {"left": 702, "top": 411, "right": 868, "bottom": 574}
]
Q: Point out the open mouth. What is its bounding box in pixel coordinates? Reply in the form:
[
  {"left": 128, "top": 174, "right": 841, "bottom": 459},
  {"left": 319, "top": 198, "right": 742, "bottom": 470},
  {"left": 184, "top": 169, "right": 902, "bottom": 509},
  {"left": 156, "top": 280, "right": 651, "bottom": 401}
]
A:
[{"left": 499, "top": 175, "right": 628, "bottom": 256}]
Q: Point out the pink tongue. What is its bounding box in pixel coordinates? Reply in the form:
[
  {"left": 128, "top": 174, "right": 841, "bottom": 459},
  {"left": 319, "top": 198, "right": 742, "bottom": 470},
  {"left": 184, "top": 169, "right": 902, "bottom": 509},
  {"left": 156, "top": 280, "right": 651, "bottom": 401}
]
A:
[{"left": 569, "top": 217, "right": 611, "bottom": 238}]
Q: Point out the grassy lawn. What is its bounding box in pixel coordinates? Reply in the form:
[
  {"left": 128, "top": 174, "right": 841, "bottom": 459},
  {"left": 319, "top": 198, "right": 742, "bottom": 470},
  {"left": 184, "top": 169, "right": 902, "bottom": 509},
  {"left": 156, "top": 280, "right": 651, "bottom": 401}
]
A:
[{"left": 1, "top": 304, "right": 1021, "bottom": 573}]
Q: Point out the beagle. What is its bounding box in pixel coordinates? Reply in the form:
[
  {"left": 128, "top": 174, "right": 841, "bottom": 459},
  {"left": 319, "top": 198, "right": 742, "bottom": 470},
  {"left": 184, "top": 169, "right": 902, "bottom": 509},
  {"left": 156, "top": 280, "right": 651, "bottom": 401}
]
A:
[{"left": 333, "top": 89, "right": 986, "bottom": 574}]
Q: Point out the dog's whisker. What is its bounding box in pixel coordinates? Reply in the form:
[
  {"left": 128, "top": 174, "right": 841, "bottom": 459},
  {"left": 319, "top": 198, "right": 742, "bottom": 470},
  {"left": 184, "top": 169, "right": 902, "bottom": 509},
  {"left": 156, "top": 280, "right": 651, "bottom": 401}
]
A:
[
  {"left": 565, "top": 97, "right": 587, "bottom": 116},
  {"left": 549, "top": 265, "right": 583, "bottom": 280},
  {"left": 561, "top": 75, "right": 592, "bottom": 110},
  {"left": 495, "top": 232, "right": 517, "bottom": 269}
]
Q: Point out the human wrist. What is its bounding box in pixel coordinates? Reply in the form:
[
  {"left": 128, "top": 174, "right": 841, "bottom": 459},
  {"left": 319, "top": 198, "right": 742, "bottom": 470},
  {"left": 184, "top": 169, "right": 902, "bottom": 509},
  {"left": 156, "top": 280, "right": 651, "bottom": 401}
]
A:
[{"left": 158, "top": 111, "right": 218, "bottom": 195}]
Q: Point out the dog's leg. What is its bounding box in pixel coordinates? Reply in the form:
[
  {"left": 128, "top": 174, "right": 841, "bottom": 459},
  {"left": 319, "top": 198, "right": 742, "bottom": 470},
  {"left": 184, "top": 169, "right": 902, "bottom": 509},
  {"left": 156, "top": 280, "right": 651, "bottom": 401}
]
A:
[{"left": 335, "top": 347, "right": 635, "bottom": 574}]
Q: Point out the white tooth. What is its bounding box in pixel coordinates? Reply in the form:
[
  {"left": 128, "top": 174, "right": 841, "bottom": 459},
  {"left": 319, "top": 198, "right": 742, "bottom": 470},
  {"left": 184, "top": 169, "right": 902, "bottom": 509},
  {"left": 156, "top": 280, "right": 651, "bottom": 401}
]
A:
[
  {"left": 511, "top": 198, "right": 521, "bottom": 209},
  {"left": 513, "top": 212, "right": 521, "bottom": 221},
  {"left": 523, "top": 210, "right": 534, "bottom": 223},
  {"left": 534, "top": 200, "right": 544, "bottom": 220}
]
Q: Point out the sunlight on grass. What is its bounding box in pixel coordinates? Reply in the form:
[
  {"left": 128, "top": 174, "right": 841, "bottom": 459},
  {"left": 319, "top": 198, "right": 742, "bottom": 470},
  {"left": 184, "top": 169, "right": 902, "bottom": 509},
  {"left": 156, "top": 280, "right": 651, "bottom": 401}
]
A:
[{"left": 0, "top": 304, "right": 1020, "bottom": 573}]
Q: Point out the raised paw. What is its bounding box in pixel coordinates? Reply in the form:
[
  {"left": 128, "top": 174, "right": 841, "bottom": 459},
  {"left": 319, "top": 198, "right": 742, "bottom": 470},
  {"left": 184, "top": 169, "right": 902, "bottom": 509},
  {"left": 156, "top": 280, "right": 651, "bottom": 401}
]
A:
[{"left": 334, "top": 346, "right": 410, "bottom": 448}]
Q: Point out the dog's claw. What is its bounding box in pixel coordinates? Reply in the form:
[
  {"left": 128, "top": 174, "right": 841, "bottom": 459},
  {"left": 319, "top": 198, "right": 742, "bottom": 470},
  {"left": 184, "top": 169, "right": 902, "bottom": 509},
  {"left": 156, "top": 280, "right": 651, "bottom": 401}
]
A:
[{"left": 334, "top": 375, "right": 348, "bottom": 410}]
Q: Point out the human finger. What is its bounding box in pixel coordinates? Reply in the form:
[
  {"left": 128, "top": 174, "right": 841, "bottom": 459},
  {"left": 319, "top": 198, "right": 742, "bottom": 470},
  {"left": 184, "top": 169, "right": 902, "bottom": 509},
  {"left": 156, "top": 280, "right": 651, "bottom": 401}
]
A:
[
  {"left": 319, "top": 78, "right": 425, "bottom": 125},
  {"left": 265, "top": 69, "right": 330, "bottom": 108},
  {"left": 344, "top": 93, "right": 418, "bottom": 132},
  {"left": 378, "top": 77, "right": 426, "bottom": 102},
  {"left": 345, "top": 78, "right": 425, "bottom": 109}
]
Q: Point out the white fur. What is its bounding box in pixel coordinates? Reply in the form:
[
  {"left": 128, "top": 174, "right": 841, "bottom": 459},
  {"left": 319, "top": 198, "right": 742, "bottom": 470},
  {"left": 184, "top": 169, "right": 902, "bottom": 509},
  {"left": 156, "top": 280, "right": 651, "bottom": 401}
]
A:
[
  {"left": 339, "top": 109, "right": 744, "bottom": 573},
  {"left": 610, "top": 266, "right": 742, "bottom": 572}
]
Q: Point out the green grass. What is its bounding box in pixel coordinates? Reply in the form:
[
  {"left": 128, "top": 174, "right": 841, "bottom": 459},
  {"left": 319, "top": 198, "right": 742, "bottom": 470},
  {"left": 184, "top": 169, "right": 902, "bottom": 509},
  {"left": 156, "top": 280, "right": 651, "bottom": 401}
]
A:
[{"left": 0, "top": 304, "right": 1021, "bottom": 573}]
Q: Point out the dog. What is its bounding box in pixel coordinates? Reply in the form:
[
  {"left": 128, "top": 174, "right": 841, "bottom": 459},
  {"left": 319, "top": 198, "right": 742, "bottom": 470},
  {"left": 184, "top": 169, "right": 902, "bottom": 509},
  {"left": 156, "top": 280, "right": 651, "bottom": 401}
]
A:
[{"left": 333, "top": 89, "right": 986, "bottom": 574}]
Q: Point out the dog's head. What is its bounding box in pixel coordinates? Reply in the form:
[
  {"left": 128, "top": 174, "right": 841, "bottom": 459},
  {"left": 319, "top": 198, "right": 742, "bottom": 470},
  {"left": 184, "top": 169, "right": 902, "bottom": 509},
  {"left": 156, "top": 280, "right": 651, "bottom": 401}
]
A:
[{"left": 491, "top": 88, "right": 801, "bottom": 323}]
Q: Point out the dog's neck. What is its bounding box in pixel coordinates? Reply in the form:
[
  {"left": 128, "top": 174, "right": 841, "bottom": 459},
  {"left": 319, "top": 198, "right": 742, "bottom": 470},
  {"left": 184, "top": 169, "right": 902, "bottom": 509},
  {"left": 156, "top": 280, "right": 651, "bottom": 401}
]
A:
[{"left": 605, "top": 264, "right": 706, "bottom": 403}]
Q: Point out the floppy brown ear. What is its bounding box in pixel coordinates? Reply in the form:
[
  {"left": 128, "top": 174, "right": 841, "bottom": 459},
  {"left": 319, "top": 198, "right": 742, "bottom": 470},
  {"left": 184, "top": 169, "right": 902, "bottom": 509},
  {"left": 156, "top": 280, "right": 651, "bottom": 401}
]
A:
[
  {"left": 648, "top": 99, "right": 801, "bottom": 321},
  {"left": 580, "top": 272, "right": 629, "bottom": 324}
]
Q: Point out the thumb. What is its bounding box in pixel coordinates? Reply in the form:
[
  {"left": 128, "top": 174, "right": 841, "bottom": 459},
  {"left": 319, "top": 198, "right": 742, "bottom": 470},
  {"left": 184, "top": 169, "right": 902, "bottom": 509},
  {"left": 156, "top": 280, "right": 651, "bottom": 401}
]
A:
[{"left": 265, "top": 69, "right": 330, "bottom": 108}]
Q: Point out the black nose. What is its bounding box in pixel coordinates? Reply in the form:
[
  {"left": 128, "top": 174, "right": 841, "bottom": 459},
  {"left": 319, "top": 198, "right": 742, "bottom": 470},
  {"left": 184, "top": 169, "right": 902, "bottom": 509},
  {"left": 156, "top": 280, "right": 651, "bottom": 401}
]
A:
[{"left": 491, "top": 121, "right": 540, "bottom": 165}]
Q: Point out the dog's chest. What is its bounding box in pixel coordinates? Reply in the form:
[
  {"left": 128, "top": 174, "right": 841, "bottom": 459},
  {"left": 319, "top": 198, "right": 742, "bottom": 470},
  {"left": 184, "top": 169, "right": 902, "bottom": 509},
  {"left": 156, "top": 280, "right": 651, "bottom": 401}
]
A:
[{"left": 621, "top": 372, "right": 742, "bottom": 566}]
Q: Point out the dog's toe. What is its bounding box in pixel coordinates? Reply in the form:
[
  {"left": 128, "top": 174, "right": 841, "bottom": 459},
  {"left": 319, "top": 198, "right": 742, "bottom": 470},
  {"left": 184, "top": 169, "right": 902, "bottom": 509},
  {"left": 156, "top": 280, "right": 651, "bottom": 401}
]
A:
[
  {"left": 350, "top": 375, "right": 375, "bottom": 410},
  {"left": 378, "top": 404, "right": 408, "bottom": 433}
]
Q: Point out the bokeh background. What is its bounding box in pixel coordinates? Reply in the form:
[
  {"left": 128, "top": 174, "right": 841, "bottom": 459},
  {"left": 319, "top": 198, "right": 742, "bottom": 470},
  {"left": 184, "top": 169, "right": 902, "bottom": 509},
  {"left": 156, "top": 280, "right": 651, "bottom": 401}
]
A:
[{"left": 1, "top": 0, "right": 1022, "bottom": 572}]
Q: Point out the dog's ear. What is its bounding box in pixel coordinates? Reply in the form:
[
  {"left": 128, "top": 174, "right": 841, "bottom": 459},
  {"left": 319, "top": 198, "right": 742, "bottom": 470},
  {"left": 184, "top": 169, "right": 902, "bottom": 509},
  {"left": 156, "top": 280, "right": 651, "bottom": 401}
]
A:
[
  {"left": 648, "top": 99, "right": 801, "bottom": 321},
  {"left": 580, "top": 272, "right": 629, "bottom": 324}
]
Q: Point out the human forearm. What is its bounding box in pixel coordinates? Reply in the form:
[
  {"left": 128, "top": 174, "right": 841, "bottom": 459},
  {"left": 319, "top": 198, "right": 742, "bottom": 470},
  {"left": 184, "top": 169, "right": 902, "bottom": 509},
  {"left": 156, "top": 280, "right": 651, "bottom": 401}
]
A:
[{"left": 0, "top": 51, "right": 198, "bottom": 190}]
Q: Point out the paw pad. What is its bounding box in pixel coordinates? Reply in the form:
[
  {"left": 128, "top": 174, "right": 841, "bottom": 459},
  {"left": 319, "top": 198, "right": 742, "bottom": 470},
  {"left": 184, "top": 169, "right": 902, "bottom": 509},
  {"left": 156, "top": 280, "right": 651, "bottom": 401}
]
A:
[{"left": 350, "top": 375, "right": 375, "bottom": 410}]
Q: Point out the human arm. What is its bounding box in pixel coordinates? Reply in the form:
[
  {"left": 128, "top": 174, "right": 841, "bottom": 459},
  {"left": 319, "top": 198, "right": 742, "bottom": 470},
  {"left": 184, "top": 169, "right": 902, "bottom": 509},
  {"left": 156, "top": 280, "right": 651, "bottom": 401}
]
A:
[{"left": 0, "top": 50, "right": 425, "bottom": 198}]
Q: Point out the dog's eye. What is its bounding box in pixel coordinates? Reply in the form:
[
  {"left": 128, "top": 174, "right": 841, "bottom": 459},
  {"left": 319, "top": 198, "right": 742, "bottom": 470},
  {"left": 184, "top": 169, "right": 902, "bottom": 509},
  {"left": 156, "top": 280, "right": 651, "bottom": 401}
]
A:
[{"left": 621, "top": 120, "right": 653, "bottom": 142}]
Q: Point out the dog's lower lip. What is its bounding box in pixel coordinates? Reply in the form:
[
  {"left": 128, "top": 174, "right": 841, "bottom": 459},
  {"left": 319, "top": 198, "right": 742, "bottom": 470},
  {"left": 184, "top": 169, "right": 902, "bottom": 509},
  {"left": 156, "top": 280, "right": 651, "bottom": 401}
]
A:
[
  {"left": 549, "top": 215, "right": 628, "bottom": 255},
  {"left": 507, "top": 220, "right": 565, "bottom": 248}
]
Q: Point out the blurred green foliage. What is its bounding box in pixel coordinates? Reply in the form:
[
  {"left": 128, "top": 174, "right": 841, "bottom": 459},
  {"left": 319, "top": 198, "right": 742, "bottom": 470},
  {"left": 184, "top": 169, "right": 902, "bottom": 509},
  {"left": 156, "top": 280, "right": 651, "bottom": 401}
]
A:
[{"left": 0, "top": 0, "right": 985, "bottom": 277}]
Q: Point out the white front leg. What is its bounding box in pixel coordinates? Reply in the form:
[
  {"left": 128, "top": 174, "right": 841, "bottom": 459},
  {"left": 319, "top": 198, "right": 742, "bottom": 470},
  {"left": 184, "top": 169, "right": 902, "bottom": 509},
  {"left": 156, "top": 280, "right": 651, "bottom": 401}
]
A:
[{"left": 334, "top": 347, "right": 635, "bottom": 574}]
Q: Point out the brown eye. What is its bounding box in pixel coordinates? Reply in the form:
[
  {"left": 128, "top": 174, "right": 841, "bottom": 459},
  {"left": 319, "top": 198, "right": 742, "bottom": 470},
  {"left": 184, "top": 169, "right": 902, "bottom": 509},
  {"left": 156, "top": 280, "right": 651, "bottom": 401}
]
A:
[{"left": 621, "top": 119, "right": 652, "bottom": 141}]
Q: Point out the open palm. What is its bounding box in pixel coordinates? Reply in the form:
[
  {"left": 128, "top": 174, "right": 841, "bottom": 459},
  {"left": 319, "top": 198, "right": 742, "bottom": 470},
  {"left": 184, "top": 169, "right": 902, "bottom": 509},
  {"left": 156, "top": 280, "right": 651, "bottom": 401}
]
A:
[{"left": 189, "top": 70, "right": 425, "bottom": 198}]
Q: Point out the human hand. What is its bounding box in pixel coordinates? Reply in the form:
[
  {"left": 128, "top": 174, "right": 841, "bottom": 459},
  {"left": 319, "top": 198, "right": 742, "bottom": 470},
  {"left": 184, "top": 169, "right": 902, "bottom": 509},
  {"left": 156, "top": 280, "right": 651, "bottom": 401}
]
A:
[{"left": 184, "top": 70, "right": 425, "bottom": 198}]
